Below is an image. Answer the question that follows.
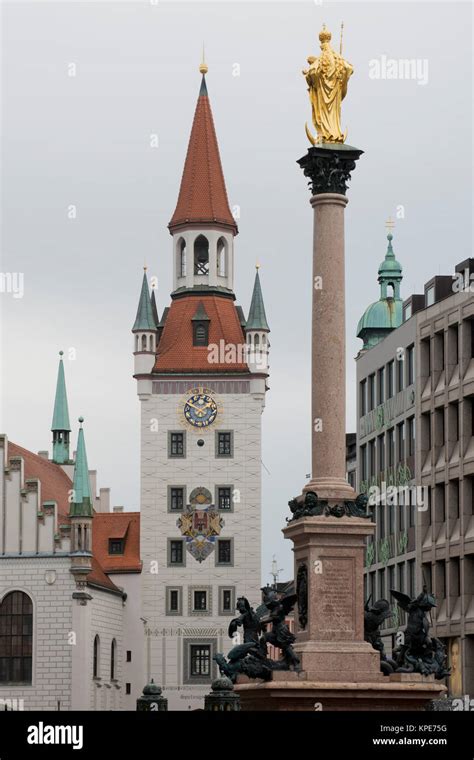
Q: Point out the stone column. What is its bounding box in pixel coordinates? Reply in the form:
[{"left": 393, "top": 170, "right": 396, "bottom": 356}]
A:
[{"left": 297, "top": 143, "right": 363, "bottom": 503}]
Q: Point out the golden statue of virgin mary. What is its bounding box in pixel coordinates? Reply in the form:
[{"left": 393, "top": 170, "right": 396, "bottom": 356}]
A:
[{"left": 303, "top": 25, "right": 353, "bottom": 145}]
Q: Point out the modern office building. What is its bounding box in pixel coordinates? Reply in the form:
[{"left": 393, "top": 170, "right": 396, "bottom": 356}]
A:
[{"left": 356, "top": 237, "right": 474, "bottom": 697}]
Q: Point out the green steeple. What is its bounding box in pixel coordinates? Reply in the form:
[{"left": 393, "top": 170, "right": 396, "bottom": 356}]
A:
[
  {"left": 150, "top": 289, "right": 159, "bottom": 329},
  {"left": 246, "top": 268, "right": 269, "bottom": 331},
  {"left": 132, "top": 270, "right": 157, "bottom": 331},
  {"left": 69, "top": 417, "right": 93, "bottom": 517},
  {"left": 357, "top": 233, "right": 403, "bottom": 351},
  {"left": 51, "top": 351, "right": 71, "bottom": 464}
]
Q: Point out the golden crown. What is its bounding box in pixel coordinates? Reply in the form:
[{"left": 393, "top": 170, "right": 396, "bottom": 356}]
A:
[{"left": 319, "top": 25, "right": 332, "bottom": 43}]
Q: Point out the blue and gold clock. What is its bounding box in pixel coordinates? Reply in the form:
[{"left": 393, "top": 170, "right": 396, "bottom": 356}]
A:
[{"left": 183, "top": 392, "right": 218, "bottom": 428}]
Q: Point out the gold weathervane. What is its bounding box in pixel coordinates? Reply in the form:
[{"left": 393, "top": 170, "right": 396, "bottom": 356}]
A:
[
  {"left": 303, "top": 23, "right": 353, "bottom": 145},
  {"left": 385, "top": 217, "right": 395, "bottom": 234},
  {"left": 199, "top": 44, "right": 208, "bottom": 75}
]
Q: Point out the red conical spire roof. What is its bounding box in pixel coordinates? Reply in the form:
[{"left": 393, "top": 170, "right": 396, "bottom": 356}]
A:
[{"left": 168, "top": 74, "right": 238, "bottom": 235}]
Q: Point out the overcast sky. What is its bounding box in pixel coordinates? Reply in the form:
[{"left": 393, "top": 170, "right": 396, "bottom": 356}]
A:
[{"left": 1, "top": 0, "right": 472, "bottom": 584}]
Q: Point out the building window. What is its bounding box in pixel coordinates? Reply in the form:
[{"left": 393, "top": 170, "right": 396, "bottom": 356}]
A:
[
  {"left": 169, "top": 432, "right": 185, "bottom": 458},
  {"left": 216, "top": 431, "right": 233, "bottom": 458},
  {"left": 397, "top": 421, "right": 405, "bottom": 462},
  {"left": 108, "top": 539, "right": 124, "bottom": 555},
  {"left": 110, "top": 638, "right": 117, "bottom": 680},
  {"left": 404, "top": 303, "right": 412, "bottom": 321},
  {"left": 193, "top": 590, "right": 208, "bottom": 612},
  {"left": 166, "top": 587, "right": 182, "bottom": 615},
  {"left": 408, "top": 560, "right": 416, "bottom": 598},
  {"left": 388, "top": 428, "right": 395, "bottom": 468},
  {"left": 126, "top": 651, "right": 132, "bottom": 663},
  {"left": 178, "top": 238, "right": 187, "bottom": 277},
  {"left": 360, "top": 444, "right": 367, "bottom": 483},
  {"left": 368, "top": 374, "right": 376, "bottom": 411},
  {"left": 168, "top": 539, "right": 185, "bottom": 566},
  {"left": 0, "top": 591, "right": 33, "bottom": 684},
  {"left": 377, "top": 434, "right": 385, "bottom": 474},
  {"left": 377, "top": 367, "right": 385, "bottom": 405},
  {"left": 387, "top": 361, "right": 394, "bottom": 399},
  {"left": 397, "top": 356, "right": 404, "bottom": 392},
  {"left": 217, "top": 486, "right": 232, "bottom": 511},
  {"left": 369, "top": 439, "right": 376, "bottom": 479},
  {"left": 93, "top": 635, "right": 100, "bottom": 679},
  {"left": 216, "top": 539, "right": 233, "bottom": 565},
  {"left": 194, "top": 235, "right": 209, "bottom": 275},
  {"left": 219, "top": 587, "right": 234, "bottom": 615},
  {"left": 360, "top": 379, "right": 367, "bottom": 416},
  {"left": 169, "top": 487, "right": 185, "bottom": 512},
  {"left": 193, "top": 322, "right": 209, "bottom": 347},
  {"left": 190, "top": 645, "right": 211, "bottom": 677},
  {"left": 407, "top": 344, "right": 414, "bottom": 385},
  {"left": 426, "top": 285, "right": 435, "bottom": 306},
  {"left": 125, "top": 683, "right": 131, "bottom": 695},
  {"left": 408, "top": 416, "right": 415, "bottom": 457}
]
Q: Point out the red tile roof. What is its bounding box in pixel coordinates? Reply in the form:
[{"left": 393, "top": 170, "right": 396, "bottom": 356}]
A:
[
  {"left": 168, "top": 78, "right": 237, "bottom": 234},
  {"left": 92, "top": 512, "right": 142, "bottom": 574},
  {"left": 6, "top": 441, "right": 128, "bottom": 592},
  {"left": 153, "top": 295, "right": 250, "bottom": 373}
]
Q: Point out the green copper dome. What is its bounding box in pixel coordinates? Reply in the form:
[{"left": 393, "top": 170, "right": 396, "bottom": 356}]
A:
[{"left": 357, "top": 232, "right": 403, "bottom": 351}]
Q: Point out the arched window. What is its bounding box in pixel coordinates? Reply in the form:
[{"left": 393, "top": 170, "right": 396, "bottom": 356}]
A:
[
  {"left": 93, "top": 635, "right": 100, "bottom": 679},
  {"left": 110, "top": 639, "right": 117, "bottom": 680},
  {"left": 262, "top": 334, "right": 267, "bottom": 346},
  {"left": 254, "top": 334, "right": 260, "bottom": 347},
  {"left": 193, "top": 322, "right": 209, "bottom": 347},
  {"left": 135, "top": 335, "right": 139, "bottom": 352},
  {"left": 141, "top": 334, "right": 147, "bottom": 351},
  {"left": 217, "top": 237, "right": 227, "bottom": 277},
  {"left": 178, "top": 238, "right": 186, "bottom": 277},
  {"left": 194, "top": 235, "right": 209, "bottom": 275},
  {"left": 0, "top": 591, "right": 33, "bottom": 684},
  {"left": 149, "top": 335, "right": 154, "bottom": 352}
]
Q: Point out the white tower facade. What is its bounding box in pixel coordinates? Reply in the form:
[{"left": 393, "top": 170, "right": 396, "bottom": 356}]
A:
[{"left": 134, "top": 70, "right": 269, "bottom": 709}]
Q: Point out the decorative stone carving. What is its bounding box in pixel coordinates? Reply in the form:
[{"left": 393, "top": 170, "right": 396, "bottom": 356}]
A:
[{"left": 297, "top": 145, "right": 363, "bottom": 196}]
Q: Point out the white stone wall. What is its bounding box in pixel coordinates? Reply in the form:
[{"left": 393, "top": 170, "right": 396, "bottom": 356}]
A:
[
  {"left": 89, "top": 587, "right": 124, "bottom": 711},
  {"left": 139, "top": 386, "right": 264, "bottom": 710},
  {"left": 111, "top": 572, "right": 144, "bottom": 709},
  {"left": 0, "top": 556, "right": 74, "bottom": 711}
]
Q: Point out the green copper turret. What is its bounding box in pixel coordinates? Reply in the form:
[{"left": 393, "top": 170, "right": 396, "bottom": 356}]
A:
[{"left": 69, "top": 417, "right": 93, "bottom": 518}]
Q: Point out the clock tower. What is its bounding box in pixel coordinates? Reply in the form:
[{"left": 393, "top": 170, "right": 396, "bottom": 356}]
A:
[{"left": 133, "top": 65, "right": 269, "bottom": 710}]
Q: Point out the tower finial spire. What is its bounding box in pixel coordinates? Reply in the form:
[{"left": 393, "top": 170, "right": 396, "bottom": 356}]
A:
[
  {"left": 199, "top": 43, "right": 208, "bottom": 75},
  {"left": 51, "top": 351, "right": 71, "bottom": 464}
]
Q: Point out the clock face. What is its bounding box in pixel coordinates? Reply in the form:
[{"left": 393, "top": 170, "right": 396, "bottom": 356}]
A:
[{"left": 183, "top": 393, "right": 218, "bottom": 428}]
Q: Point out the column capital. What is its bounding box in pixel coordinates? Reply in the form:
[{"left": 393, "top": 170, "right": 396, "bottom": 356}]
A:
[{"left": 297, "top": 144, "right": 363, "bottom": 197}]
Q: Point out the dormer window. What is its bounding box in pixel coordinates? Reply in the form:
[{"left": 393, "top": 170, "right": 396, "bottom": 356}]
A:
[
  {"left": 109, "top": 538, "right": 124, "bottom": 555},
  {"left": 193, "top": 322, "right": 209, "bottom": 346}
]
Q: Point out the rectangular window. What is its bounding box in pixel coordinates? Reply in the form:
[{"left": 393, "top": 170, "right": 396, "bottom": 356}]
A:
[
  {"left": 360, "top": 379, "right": 367, "bottom": 416},
  {"left": 217, "top": 539, "right": 232, "bottom": 565},
  {"left": 190, "top": 645, "right": 211, "bottom": 677},
  {"left": 169, "top": 432, "right": 185, "bottom": 458},
  {"left": 369, "top": 439, "right": 376, "bottom": 479},
  {"left": 398, "top": 563, "right": 405, "bottom": 594},
  {"left": 368, "top": 374, "right": 376, "bottom": 411},
  {"left": 397, "top": 421, "right": 405, "bottom": 462},
  {"left": 388, "top": 428, "right": 395, "bottom": 468},
  {"left": 217, "top": 487, "right": 232, "bottom": 511},
  {"left": 169, "top": 487, "right": 185, "bottom": 511},
  {"left": 387, "top": 361, "right": 394, "bottom": 398},
  {"left": 378, "top": 367, "right": 385, "bottom": 405},
  {"left": 408, "top": 559, "right": 416, "bottom": 598},
  {"left": 377, "top": 434, "right": 385, "bottom": 474},
  {"left": 426, "top": 285, "right": 435, "bottom": 306},
  {"left": 408, "top": 416, "right": 415, "bottom": 457},
  {"left": 360, "top": 445, "right": 367, "bottom": 483},
  {"left": 126, "top": 651, "right": 132, "bottom": 663},
  {"left": 216, "top": 431, "right": 233, "bottom": 458},
  {"left": 108, "top": 539, "right": 124, "bottom": 555},
  {"left": 193, "top": 591, "right": 208, "bottom": 611},
  {"left": 407, "top": 344, "right": 415, "bottom": 385},
  {"left": 170, "top": 590, "right": 179, "bottom": 612},
  {"left": 169, "top": 540, "right": 184, "bottom": 566},
  {"left": 126, "top": 683, "right": 131, "bottom": 695},
  {"left": 397, "top": 357, "right": 404, "bottom": 392}
]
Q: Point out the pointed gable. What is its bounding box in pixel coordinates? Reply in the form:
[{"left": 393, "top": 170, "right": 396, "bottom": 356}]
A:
[{"left": 169, "top": 75, "right": 237, "bottom": 234}]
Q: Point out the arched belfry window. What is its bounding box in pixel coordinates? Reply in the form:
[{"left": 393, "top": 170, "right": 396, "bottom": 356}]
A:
[
  {"left": 194, "top": 235, "right": 209, "bottom": 275},
  {"left": 0, "top": 591, "right": 33, "bottom": 684},
  {"left": 217, "top": 237, "right": 227, "bottom": 277},
  {"left": 141, "top": 334, "right": 147, "bottom": 351},
  {"left": 110, "top": 638, "right": 117, "bottom": 680},
  {"left": 93, "top": 635, "right": 100, "bottom": 678},
  {"left": 178, "top": 238, "right": 187, "bottom": 277}
]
